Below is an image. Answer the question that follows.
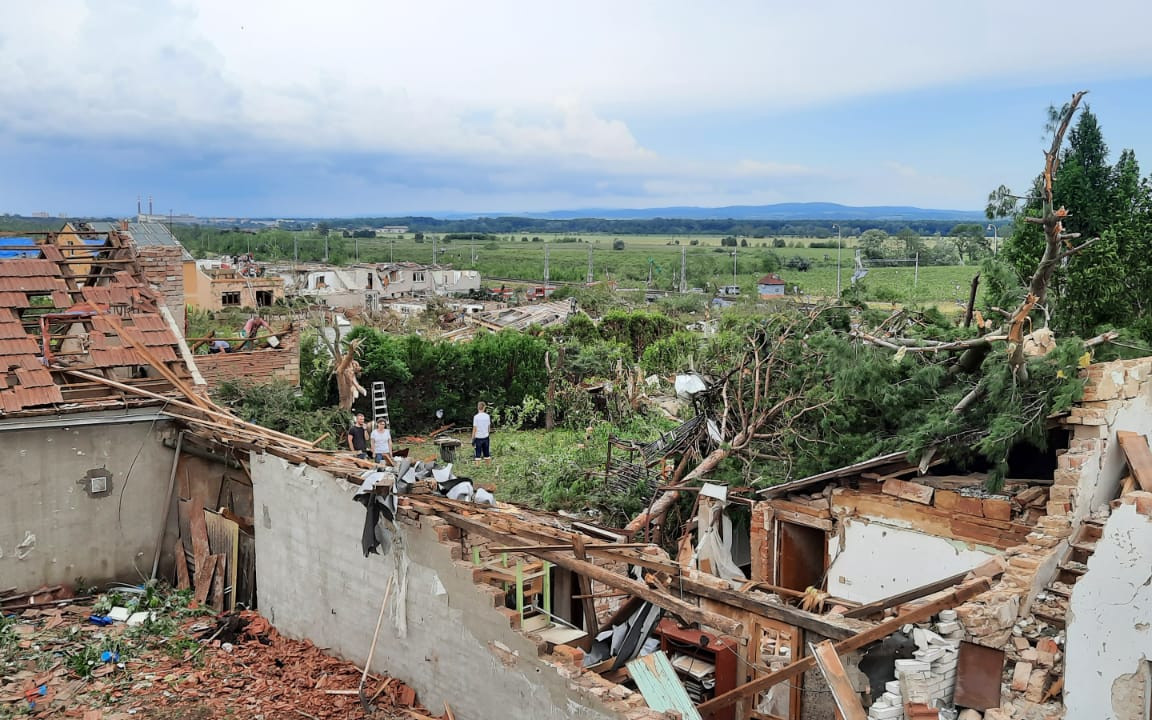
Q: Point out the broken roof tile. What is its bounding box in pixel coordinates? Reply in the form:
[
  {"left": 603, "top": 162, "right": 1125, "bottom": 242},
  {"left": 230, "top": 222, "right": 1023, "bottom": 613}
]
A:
[{"left": 0, "top": 231, "right": 195, "bottom": 415}]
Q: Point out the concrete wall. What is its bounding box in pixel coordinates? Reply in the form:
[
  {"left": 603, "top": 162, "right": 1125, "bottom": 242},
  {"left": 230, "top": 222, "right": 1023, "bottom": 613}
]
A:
[
  {"left": 1065, "top": 495, "right": 1152, "bottom": 720},
  {"left": 826, "top": 519, "right": 994, "bottom": 604},
  {"left": 249, "top": 453, "right": 625, "bottom": 720},
  {"left": 0, "top": 418, "right": 176, "bottom": 589}
]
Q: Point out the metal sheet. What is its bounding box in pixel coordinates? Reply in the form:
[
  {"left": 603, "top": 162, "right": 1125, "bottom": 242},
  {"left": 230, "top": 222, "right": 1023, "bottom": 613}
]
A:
[
  {"left": 954, "top": 640, "right": 1005, "bottom": 710},
  {"left": 627, "top": 650, "right": 703, "bottom": 720}
]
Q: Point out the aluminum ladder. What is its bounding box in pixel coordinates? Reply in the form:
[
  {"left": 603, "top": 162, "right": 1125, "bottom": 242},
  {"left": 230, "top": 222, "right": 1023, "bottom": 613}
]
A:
[{"left": 371, "top": 381, "right": 390, "bottom": 423}]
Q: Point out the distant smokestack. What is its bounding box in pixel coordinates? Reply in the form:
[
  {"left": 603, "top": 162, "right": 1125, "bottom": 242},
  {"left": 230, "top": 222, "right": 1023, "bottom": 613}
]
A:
[
  {"left": 148, "top": 195, "right": 153, "bottom": 216},
  {"left": 137, "top": 195, "right": 141, "bottom": 215}
]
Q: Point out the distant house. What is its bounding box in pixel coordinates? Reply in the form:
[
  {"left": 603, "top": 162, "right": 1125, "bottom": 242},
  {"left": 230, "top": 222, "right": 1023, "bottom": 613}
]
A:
[{"left": 757, "top": 273, "right": 786, "bottom": 298}]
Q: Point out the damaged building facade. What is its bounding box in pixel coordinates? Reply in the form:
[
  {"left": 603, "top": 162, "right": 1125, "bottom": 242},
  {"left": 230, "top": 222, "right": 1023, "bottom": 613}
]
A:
[{"left": 5, "top": 225, "right": 1152, "bottom": 720}]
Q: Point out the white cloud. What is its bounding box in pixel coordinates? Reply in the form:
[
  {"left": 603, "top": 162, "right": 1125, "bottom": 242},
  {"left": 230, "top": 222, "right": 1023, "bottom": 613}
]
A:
[{"left": 1, "top": 0, "right": 1151, "bottom": 211}]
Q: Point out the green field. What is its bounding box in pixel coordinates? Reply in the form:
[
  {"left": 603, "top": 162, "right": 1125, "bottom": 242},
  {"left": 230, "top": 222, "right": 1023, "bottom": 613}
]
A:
[{"left": 182, "top": 228, "right": 978, "bottom": 305}]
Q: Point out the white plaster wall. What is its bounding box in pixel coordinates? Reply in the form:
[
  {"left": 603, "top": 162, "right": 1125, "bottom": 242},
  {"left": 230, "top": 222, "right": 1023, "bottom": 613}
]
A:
[
  {"left": 1075, "top": 378, "right": 1152, "bottom": 519},
  {"left": 249, "top": 453, "right": 621, "bottom": 720},
  {"left": 1066, "top": 502, "right": 1152, "bottom": 720},
  {"left": 0, "top": 420, "right": 175, "bottom": 589},
  {"left": 826, "top": 519, "right": 995, "bottom": 604}
]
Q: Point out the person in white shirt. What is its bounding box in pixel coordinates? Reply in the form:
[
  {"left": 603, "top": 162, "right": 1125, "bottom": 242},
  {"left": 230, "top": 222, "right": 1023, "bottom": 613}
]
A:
[
  {"left": 370, "top": 419, "right": 393, "bottom": 465},
  {"left": 471, "top": 401, "right": 492, "bottom": 462}
]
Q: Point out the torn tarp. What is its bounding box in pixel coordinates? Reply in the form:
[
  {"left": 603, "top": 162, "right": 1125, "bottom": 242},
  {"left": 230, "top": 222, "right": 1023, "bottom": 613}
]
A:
[{"left": 355, "top": 470, "right": 397, "bottom": 557}]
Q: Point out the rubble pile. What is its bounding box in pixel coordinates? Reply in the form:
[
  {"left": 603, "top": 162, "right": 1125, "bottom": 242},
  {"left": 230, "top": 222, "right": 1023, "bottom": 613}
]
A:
[{"left": 0, "top": 587, "right": 437, "bottom": 720}]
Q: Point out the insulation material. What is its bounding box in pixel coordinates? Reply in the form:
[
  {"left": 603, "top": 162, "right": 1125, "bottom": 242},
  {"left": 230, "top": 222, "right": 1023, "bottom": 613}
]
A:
[{"left": 694, "top": 502, "right": 745, "bottom": 580}]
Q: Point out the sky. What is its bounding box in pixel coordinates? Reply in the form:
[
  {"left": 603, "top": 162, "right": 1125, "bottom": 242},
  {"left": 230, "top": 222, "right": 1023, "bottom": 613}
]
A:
[{"left": 3, "top": 0, "right": 1152, "bottom": 218}]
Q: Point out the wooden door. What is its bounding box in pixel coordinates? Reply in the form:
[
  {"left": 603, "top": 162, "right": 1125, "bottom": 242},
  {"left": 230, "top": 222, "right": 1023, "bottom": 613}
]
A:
[{"left": 776, "top": 521, "right": 826, "bottom": 593}]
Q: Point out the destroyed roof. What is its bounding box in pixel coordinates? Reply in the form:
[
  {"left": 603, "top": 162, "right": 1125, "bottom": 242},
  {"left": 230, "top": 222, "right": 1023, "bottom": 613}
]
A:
[
  {"left": 472, "top": 300, "right": 574, "bottom": 331},
  {"left": 87, "top": 221, "right": 195, "bottom": 262},
  {"left": 0, "top": 230, "right": 196, "bottom": 417}
]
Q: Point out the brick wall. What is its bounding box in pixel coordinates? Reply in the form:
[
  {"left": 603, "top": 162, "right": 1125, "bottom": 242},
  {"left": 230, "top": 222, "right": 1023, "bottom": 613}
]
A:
[
  {"left": 953, "top": 358, "right": 1152, "bottom": 718},
  {"left": 136, "top": 246, "right": 185, "bottom": 331},
  {"left": 195, "top": 329, "right": 300, "bottom": 391}
]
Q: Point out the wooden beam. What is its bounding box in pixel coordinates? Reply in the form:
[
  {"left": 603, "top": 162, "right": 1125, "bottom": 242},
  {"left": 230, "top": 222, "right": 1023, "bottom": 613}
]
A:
[
  {"left": 695, "top": 579, "right": 992, "bottom": 716},
  {"left": 489, "top": 542, "right": 652, "bottom": 553},
  {"left": 843, "top": 560, "right": 1004, "bottom": 619},
  {"left": 1118, "top": 431, "right": 1152, "bottom": 492},
  {"left": 810, "top": 640, "right": 868, "bottom": 720},
  {"left": 674, "top": 575, "right": 856, "bottom": 641},
  {"left": 437, "top": 510, "right": 743, "bottom": 637}
]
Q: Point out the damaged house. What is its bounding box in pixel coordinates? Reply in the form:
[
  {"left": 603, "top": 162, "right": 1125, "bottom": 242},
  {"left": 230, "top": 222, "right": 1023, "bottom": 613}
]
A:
[{"left": 6, "top": 226, "right": 1152, "bottom": 720}]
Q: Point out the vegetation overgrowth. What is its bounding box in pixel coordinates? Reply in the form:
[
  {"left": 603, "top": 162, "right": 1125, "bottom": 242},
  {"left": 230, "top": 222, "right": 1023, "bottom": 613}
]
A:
[{"left": 203, "top": 94, "right": 1152, "bottom": 517}]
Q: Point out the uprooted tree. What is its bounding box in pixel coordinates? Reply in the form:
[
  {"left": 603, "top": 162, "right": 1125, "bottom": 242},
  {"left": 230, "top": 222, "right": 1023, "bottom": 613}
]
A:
[{"left": 631, "top": 93, "right": 1123, "bottom": 535}]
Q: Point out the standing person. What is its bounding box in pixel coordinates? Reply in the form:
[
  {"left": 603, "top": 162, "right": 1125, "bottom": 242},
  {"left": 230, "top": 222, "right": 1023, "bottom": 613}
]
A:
[
  {"left": 347, "top": 412, "right": 369, "bottom": 459},
  {"left": 240, "top": 314, "right": 271, "bottom": 351},
  {"left": 471, "top": 401, "right": 492, "bottom": 463},
  {"left": 370, "top": 419, "right": 393, "bottom": 465}
]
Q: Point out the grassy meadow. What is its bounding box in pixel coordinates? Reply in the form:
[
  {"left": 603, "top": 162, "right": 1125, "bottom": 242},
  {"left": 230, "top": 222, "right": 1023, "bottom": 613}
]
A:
[{"left": 219, "top": 230, "right": 976, "bottom": 305}]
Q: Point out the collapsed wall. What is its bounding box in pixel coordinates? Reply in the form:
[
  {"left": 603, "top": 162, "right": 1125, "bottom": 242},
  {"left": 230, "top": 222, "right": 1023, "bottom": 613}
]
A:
[
  {"left": 248, "top": 453, "right": 652, "bottom": 720},
  {"left": 954, "top": 357, "right": 1152, "bottom": 717}
]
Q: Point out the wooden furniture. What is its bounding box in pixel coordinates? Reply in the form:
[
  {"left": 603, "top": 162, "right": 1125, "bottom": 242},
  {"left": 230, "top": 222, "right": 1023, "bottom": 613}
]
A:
[{"left": 651, "top": 618, "right": 739, "bottom": 720}]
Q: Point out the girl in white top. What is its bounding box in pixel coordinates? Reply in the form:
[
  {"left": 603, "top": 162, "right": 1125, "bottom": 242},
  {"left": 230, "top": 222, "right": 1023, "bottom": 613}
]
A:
[{"left": 371, "top": 419, "right": 393, "bottom": 464}]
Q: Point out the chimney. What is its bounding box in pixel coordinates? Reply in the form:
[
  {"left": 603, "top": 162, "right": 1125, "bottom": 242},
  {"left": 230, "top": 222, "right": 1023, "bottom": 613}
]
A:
[
  {"left": 120, "top": 219, "right": 129, "bottom": 231},
  {"left": 137, "top": 195, "right": 141, "bottom": 215},
  {"left": 148, "top": 195, "right": 153, "bottom": 215}
]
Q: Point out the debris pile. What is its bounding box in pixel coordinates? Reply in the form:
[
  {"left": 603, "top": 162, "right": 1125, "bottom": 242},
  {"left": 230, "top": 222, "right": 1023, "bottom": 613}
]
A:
[{"left": 0, "top": 587, "right": 441, "bottom": 719}]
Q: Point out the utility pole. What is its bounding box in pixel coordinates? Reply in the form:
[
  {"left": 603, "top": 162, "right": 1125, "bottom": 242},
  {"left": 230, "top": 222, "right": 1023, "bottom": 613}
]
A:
[
  {"left": 432, "top": 235, "right": 437, "bottom": 266},
  {"left": 471, "top": 242, "right": 476, "bottom": 266},
  {"left": 324, "top": 234, "right": 329, "bottom": 263},
  {"left": 354, "top": 235, "right": 359, "bottom": 263},
  {"left": 732, "top": 248, "right": 737, "bottom": 286},
  {"left": 587, "top": 245, "right": 594, "bottom": 284},
  {"left": 914, "top": 252, "right": 919, "bottom": 289},
  {"left": 833, "top": 224, "right": 842, "bottom": 298},
  {"left": 390, "top": 236, "right": 394, "bottom": 264},
  {"left": 544, "top": 240, "right": 550, "bottom": 287},
  {"left": 293, "top": 235, "right": 298, "bottom": 265},
  {"left": 680, "top": 244, "right": 687, "bottom": 293}
]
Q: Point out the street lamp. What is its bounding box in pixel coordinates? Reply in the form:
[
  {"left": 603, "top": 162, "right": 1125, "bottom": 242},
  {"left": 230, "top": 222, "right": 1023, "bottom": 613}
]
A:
[
  {"left": 832, "top": 224, "right": 842, "bottom": 298},
  {"left": 987, "top": 224, "right": 999, "bottom": 255}
]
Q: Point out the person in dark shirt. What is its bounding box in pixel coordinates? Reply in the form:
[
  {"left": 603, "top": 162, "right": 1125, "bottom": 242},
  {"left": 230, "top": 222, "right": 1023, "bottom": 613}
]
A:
[{"left": 347, "top": 413, "right": 369, "bottom": 459}]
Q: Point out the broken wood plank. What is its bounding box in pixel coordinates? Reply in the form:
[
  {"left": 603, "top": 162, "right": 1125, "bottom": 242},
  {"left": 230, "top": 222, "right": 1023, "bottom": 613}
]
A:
[
  {"left": 189, "top": 502, "right": 211, "bottom": 577},
  {"left": 810, "top": 640, "right": 868, "bottom": 720},
  {"left": 771, "top": 508, "right": 834, "bottom": 531},
  {"left": 695, "top": 578, "right": 992, "bottom": 716},
  {"left": 1118, "top": 431, "right": 1152, "bottom": 492},
  {"left": 209, "top": 553, "right": 226, "bottom": 613},
  {"left": 768, "top": 498, "right": 832, "bottom": 518},
  {"left": 882, "top": 478, "right": 934, "bottom": 505},
  {"left": 192, "top": 554, "right": 219, "bottom": 605},
  {"left": 174, "top": 537, "right": 191, "bottom": 590},
  {"left": 627, "top": 651, "right": 703, "bottom": 720}
]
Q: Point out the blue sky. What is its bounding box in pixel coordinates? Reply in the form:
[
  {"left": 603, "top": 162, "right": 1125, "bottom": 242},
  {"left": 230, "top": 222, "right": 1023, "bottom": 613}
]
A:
[{"left": 2, "top": 0, "right": 1152, "bottom": 217}]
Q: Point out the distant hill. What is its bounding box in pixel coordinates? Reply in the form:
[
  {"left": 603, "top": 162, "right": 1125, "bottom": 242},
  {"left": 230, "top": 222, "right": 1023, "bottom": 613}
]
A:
[{"left": 482, "top": 202, "right": 985, "bottom": 222}]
